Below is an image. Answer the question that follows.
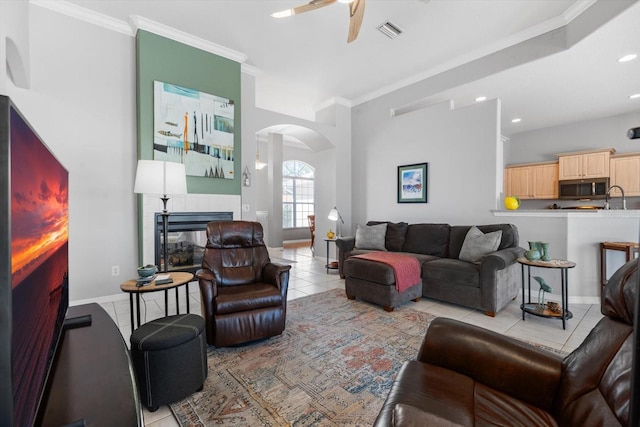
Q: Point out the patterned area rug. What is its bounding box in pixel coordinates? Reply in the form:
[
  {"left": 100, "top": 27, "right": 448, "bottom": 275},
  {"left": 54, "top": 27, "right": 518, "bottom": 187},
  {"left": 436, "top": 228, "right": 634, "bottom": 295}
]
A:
[{"left": 170, "top": 288, "right": 434, "bottom": 426}]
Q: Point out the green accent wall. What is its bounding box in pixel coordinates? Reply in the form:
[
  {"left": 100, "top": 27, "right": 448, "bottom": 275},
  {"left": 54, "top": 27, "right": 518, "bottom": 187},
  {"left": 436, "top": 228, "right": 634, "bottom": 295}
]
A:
[
  {"left": 135, "top": 30, "right": 241, "bottom": 262},
  {"left": 136, "top": 30, "right": 241, "bottom": 194}
]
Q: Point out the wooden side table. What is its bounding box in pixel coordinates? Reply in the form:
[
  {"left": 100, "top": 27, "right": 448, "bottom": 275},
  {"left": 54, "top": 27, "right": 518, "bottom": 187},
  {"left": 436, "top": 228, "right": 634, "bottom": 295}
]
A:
[
  {"left": 600, "top": 241, "right": 639, "bottom": 289},
  {"left": 518, "top": 257, "right": 576, "bottom": 329},
  {"left": 120, "top": 271, "right": 194, "bottom": 328}
]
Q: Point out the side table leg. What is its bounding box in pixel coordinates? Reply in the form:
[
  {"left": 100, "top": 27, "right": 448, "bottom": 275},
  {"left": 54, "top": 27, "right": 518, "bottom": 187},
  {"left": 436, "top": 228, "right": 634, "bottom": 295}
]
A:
[
  {"left": 129, "top": 293, "right": 134, "bottom": 330},
  {"left": 326, "top": 240, "right": 330, "bottom": 274},
  {"left": 186, "top": 283, "right": 190, "bottom": 313},
  {"left": 562, "top": 268, "right": 567, "bottom": 330},
  {"left": 175, "top": 288, "right": 180, "bottom": 315},
  {"left": 521, "top": 264, "right": 525, "bottom": 320},
  {"left": 135, "top": 293, "right": 141, "bottom": 328},
  {"left": 164, "top": 289, "right": 168, "bottom": 316}
]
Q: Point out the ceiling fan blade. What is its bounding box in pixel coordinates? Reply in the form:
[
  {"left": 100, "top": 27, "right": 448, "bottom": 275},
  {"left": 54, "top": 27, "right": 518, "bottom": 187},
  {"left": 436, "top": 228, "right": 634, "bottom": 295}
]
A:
[
  {"left": 347, "top": 0, "right": 365, "bottom": 43},
  {"left": 271, "top": 0, "right": 336, "bottom": 18}
]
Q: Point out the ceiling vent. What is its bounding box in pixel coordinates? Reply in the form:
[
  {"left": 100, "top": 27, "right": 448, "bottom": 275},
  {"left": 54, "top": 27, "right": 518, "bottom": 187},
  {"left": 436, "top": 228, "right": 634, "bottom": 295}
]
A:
[{"left": 377, "top": 21, "right": 403, "bottom": 39}]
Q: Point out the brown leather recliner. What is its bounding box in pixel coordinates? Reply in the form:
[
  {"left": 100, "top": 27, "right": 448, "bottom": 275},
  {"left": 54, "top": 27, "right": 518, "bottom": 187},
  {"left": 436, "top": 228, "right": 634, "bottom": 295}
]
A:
[
  {"left": 375, "top": 259, "right": 637, "bottom": 427},
  {"left": 195, "top": 221, "right": 291, "bottom": 347}
]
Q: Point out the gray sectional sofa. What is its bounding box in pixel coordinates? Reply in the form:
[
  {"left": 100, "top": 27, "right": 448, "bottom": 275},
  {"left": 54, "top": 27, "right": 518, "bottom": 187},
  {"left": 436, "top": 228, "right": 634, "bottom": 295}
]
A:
[{"left": 335, "top": 222, "right": 524, "bottom": 316}]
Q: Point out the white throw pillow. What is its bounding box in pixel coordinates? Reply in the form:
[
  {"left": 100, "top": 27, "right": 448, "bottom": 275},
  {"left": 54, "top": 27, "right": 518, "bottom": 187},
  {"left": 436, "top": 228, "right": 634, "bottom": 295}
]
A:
[
  {"left": 458, "top": 226, "right": 502, "bottom": 263},
  {"left": 355, "top": 223, "right": 388, "bottom": 251}
]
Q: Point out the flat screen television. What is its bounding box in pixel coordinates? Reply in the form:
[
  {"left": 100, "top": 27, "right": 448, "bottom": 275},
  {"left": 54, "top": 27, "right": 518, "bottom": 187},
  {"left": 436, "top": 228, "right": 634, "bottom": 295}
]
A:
[{"left": 0, "top": 95, "right": 69, "bottom": 426}]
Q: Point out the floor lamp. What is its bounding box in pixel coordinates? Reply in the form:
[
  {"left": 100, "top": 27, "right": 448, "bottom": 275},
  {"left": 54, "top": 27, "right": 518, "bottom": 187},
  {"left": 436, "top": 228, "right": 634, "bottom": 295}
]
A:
[
  {"left": 328, "top": 206, "right": 344, "bottom": 238},
  {"left": 134, "top": 160, "right": 187, "bottom": 273}
]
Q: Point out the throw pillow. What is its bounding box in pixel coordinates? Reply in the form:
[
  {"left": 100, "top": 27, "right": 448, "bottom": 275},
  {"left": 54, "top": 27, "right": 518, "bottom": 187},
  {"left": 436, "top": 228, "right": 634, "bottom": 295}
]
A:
[
  {"left": 367, "top": 221, "right": 408, "bottom": 252},
  {"left": 458, "top": 226, "right": 502, "bottom": 263},
  {"left": 355, "top": 223, "right": 388, "bottom": 251}
]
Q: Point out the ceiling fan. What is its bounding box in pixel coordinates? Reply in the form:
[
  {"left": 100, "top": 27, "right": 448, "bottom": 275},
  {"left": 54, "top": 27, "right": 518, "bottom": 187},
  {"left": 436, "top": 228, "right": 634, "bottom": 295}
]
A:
[{"left": 271, "top": 0, "right": 366, "bottom": 43}]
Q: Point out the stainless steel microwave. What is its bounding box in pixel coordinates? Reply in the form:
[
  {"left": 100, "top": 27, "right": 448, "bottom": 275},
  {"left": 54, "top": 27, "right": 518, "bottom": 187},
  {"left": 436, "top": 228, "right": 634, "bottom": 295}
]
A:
[{"left": 558, "top": 177, "right": 609, "bottom": 200}]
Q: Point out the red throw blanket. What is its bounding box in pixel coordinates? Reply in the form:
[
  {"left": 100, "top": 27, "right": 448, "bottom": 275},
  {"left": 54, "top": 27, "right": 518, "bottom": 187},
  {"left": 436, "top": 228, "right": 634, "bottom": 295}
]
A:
[{"left": 352, "top": 252, "right": 420, "bottom": 293}]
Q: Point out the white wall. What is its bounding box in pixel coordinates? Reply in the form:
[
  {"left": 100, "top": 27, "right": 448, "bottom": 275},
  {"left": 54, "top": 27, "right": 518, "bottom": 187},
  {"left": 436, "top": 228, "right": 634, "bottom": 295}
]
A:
[
  {"left": 241, "top": 71, "right": 351, "bottom": 256},
  {"left": 506, "top": 111, "right": 640, "bottom": 164},
  {"left": 351, "top": 98, "right": 502, "bottom": 227},
  {"left": 4, "top": 5, "right": 137, "bottom": 301}
]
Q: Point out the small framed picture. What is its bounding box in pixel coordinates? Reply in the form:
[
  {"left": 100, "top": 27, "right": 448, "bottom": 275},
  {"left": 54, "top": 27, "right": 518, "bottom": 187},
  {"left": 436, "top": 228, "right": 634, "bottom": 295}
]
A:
[{"left": 398, "top": 163, "right": 428, "bottom": 203}]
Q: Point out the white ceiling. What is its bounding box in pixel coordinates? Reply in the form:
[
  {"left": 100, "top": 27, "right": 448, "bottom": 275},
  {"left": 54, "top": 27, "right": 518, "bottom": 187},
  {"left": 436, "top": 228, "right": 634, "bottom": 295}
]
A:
[{"left": 58, "top": 0, "right": 640, "bottom": 135}]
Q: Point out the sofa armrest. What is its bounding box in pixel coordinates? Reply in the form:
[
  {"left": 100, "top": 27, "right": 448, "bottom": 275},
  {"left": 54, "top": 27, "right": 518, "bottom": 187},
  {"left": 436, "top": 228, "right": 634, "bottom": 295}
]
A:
[
  {"left": 336, "top": 236, "right": 356, "bottom": 278},
  {"left": 417, "top": 318, "right": 562, "bottom": 412},
  {"left": 481, "top": 246, "right": 525, "bottom": 271},
  {"left": 263, "top": 262, "right": 292, "bottom": 295}
]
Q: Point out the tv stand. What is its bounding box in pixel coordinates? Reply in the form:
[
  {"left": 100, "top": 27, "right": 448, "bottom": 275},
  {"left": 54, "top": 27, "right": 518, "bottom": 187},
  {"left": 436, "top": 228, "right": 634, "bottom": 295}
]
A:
[
  {"left": 63, "top": 314, "right": 92, "bottom": 330},
  {"left": 40, "top": 304, "right": 143, "bottom": 426}
]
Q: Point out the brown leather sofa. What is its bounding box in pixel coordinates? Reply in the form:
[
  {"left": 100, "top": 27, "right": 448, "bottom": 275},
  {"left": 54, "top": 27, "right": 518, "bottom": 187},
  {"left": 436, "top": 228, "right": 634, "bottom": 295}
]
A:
[
  {"left": 195, "top": 221, "right": 291, "bottom": 347},
  {"left": 374, "top": 258, "right": 637, "bottom": 426}
]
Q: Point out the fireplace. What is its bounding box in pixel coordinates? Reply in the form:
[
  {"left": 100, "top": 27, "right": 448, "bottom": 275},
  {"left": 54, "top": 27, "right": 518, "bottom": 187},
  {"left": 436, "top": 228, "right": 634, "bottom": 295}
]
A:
[{"left": 154, "top": 211, "right": 233, "bottom": 273}]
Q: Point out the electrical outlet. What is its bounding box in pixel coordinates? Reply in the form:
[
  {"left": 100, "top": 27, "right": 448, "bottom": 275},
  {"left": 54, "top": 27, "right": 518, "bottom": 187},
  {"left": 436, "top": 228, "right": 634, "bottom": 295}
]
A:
[
  {"left": 111, "top": 265, "right": 120, "bottom": 276},
  {"left": 242, "top": 204, "right": 250, "bottom": 212}
]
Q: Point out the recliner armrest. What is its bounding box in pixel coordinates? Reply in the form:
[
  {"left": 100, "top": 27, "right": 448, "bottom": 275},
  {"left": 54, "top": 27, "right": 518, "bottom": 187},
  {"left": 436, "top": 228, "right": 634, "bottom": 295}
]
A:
[
  {"left": 263, "top": 262, "right": 292, "bottom": 290},
  {"left": 196, "top": 268, "right": 218, "bottom": 299},
  {"left": 417, "top": 318, "right": 562, "bottom": 412}
]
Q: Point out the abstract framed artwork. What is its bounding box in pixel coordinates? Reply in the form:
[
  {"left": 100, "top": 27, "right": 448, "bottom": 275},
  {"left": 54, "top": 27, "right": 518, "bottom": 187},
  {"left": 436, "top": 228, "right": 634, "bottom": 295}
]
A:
[
  {"left": 153, "top": 81, "right": 235, "bottom": 179},
  {"left": 398, "top": 163, "right": 428, "bottom": 203}
]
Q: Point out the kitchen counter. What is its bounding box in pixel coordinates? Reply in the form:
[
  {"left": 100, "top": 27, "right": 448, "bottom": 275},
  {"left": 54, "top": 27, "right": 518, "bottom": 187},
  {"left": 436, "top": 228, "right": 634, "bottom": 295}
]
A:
[
  {"left": 493, "top": 209, "right": 640, "bottom": 218},
  {"left": 492, "top": 209, "right": 639, "bottom": 305}
]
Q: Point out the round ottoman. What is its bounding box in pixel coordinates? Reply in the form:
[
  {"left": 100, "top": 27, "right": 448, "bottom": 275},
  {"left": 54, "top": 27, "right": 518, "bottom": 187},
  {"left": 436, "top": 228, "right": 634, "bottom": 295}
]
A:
[{"left": 130, "top": 314, "right": 207, "bottom": 411}]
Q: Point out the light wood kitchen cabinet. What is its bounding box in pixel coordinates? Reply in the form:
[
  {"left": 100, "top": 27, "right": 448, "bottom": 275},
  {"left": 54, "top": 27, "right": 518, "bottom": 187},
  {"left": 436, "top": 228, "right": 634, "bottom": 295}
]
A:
[
  {"left": 610, "top": 153, "right": 640, "bottom": 197},
  {"left": 505, "top": 161, "right": 558, "bottom": 199},
  {"left": 532, "top": 162, "right": 559, "bottom": 199},
  {"left": 505, "top": 165, "right": 532, "bottom": 199},
  {"left": 556, "top": 149, "right": 614, "bottom": 180}
]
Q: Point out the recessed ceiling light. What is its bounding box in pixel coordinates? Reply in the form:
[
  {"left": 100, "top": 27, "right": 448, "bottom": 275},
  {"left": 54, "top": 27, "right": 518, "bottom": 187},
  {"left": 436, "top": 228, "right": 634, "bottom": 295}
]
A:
[
  {"left": 475, "top": 96, "right": 487, "bottom": 102},
  {"left": 618, "top": 54, "right": 637, "bottom": 63},
  {"left": 630, "top": 93, "right": 640, "bottom": 99},
  {"left": 511, "top": 118, "right": 522, "bottom": 123}
]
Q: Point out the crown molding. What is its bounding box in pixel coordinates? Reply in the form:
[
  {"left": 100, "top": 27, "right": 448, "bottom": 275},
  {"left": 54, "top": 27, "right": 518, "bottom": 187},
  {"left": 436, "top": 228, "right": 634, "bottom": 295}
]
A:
[
  {"left": 352, "top": 1, "right": 596, "bottom": 107},
  {"left": 314, "top": 96, "right": 352, "bottom": 112},
  {"left": 30, "top": 0, "right": 134, "bottom": 36},
  {"left": 29, "top": 1, "right": 248, "bottom": 64},
  {"left": 241, "top": 63, "right": 262, "bottom": 76},
  {"left": 129, "top": 15, "right": 247, "bottom": 63}
]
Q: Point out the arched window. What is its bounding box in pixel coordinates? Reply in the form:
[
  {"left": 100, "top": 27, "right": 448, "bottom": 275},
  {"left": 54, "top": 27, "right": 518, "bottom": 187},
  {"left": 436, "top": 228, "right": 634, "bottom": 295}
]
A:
[{"left": 283, "top": 160, "right": 314, "bottom": 228}]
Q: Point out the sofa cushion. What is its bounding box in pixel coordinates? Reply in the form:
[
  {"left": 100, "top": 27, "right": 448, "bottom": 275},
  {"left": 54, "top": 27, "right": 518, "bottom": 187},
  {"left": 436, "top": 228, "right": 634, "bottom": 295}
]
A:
[
  {"left": 344, "top": 253, "right": 436, "bottom": 285},
  {"left": 458, "top": 226, "right": 502, "bottom": 263},
  {"left": 422, "top": 258, "right": 480, "bottom": 287},
  {"left": 215, "top": 284, "right": 283, "bottom": 315},
  {"left": 393, "top": 404, "right": 465, "bottom": 426},
  {"left": 402, "top": 224, "right": 450, "bottom": 257},
  {"left": 355, "top": 223, "right": 388, "bottom": 250},
  {"left": 449, "top": 224, "right": 518, "bottom": 259},
  {"left": 367, "top": 221, "right": 409, "bottom": 252}
]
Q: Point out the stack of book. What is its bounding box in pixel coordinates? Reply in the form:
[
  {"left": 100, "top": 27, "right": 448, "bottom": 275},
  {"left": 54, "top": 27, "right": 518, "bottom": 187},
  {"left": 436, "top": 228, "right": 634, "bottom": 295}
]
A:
[
  {"left": 154, "top": 274, "right": 173, "bottom": 285},
  {"left": 135, "top": 274, "right": 173, "bottom": 286}
]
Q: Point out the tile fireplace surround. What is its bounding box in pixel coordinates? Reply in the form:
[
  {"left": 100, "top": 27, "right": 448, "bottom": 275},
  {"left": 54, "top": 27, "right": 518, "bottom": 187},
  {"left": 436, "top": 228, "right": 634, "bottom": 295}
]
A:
[{"left": 139, "top": 193, "right": 241, "bottom": 267}]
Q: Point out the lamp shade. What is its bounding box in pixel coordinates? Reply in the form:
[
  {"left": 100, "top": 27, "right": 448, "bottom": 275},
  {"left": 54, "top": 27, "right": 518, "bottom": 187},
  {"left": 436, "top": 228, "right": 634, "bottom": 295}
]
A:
[
  {"left": 328, "top": 207, "right": 344, "bottom": 223},
  {"left": 134, "top": 160, "right": 187, "bottom": 195}
]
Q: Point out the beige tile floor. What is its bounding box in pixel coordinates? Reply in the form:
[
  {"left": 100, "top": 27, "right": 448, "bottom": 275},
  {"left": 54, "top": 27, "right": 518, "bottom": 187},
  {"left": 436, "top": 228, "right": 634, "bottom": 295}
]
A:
[{"left": 99, "top": 246, "right": 602, "bottom": 427}]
